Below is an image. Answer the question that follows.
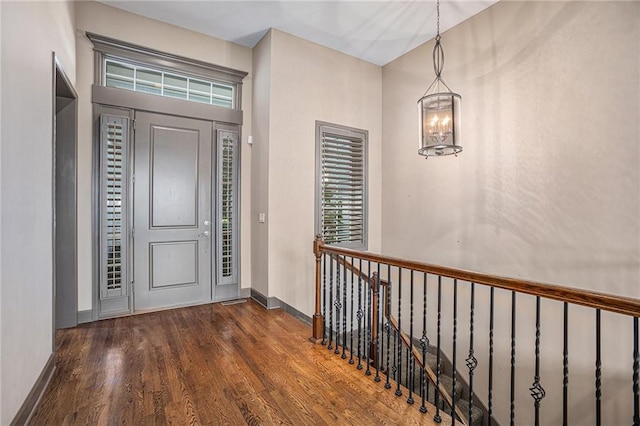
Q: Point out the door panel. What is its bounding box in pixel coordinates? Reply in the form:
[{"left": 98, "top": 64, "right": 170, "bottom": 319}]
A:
[
  {"left": 150, "top": 241, "right": 198, "bottom": 288},
  {"left": 150, "top": 127, "right": 199, "bottom": 228},
  {"left": 133, "top": 112, "right": 212, "bottom": 311}
]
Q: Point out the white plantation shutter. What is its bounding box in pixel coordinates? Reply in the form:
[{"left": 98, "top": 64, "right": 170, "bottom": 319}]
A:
[
  {"left": 217, "top": 130, "right": 238, "bottom": 285},
  {"left": 100, "top": 115, "right": 129, "bottom": 298},
  {"left": 316, "top": 123, "right": 368, "bottom": 249}
]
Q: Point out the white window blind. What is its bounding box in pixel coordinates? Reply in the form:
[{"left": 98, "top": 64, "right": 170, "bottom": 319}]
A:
[
  {"left": 316, "top": 123, "right": 368, "bottom": 249},
  {"left": 100, "top": 115, "right": 128, "bottom": 298}
]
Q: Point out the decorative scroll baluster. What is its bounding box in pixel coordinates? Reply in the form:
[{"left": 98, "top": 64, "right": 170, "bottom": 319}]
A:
[
  {"left": 489, "top": 287, "right": 494, "bottom": 423},
  {"left": 466, "top": 282, "right": 477, "bottom": 424},
  {"left": 356, "top": 258, "right": 363, "bottom": 370},
  {"left": 407, "top": 270, "right": 415, "bottom": 404},
  {"left": 342, "top": 256, "right": 348, "bottom": 359},
  {"left": 510, "top": 291, "right": 516, "bottom": 426},
  {"left": 595, "top": 309, "right": 601, "bottom": 426},
  {"left": 396, "top": 268, "right": 403, "bottom": 397},
  {"left": 634, "top": 316, "right": 639, "bottom": 426},
  {"left": 563, "top": 302, "right": 568, "bottom": 426},
  {"left": 335, "top": 256, "right": 342, "bottom": 355},
  {"left": 322, "top": 253, "right": 327, "bottom": 345},
  {"left": 328, "top": 257, "right": 334, "bottom": 351},
  {"left": 385, "top": 264, "right": 392, "bottom": 389},
  {"left": 370, "top": 269, "right": 379, "bottom": 376},
  {"left": 434, "top": 275, "right": 442, "bottom": 423},
  {"left": 529, "top": 296, "right": 545, "bottom": 426},
  {"left": 375, "top": 261, "right": 382, "bottom": 382},
  {"left": 452, "top": 279, "right": 458, "bottom": 425},
  {"left": 365, "top": 260, "right": 372, "bottom": 376},
  {"left": 420, "top": 272, "right": 429, "bottom": 414}
]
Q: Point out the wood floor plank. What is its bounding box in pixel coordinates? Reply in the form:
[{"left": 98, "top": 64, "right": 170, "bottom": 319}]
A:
[{"left": 30, "top": 300, "right": 450, "bottom": 425}]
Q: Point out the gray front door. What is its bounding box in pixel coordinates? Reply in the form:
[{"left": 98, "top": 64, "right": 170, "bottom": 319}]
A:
[{"left": 133, "top": 111, "right": 213, "bottom": 311}]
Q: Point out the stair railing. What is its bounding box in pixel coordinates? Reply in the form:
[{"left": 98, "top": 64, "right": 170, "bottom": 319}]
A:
[{"left": 311, "top": 235, "right": 640, "bottom": 426}]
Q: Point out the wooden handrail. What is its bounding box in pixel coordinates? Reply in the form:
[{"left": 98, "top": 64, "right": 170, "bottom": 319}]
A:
[{"left": 315, "top": 239, "right": 640, "bottom": 318}]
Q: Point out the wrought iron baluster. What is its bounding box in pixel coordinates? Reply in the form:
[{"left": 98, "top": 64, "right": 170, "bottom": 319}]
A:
[
  {"left": 489, "top": 287, "right": 494, "bottom": 423},
  {"left": 563, "top": 302, "right": 568, "bottom": 426},
  {"left": 408, "top": 270, "right": 415, "bottom": 404},
  {"left": 529, "top": 296, "right": 545, "bottom": 426},
  {"left": 335, "top": 256, "right": 342, "bottom": 355},
  {"left": 466, "top": 282, "right": 477, "bottom": 425},
  {"left": 396, "top": 268, "right": 403, "bottom": 397},
  {"left": 434, "top": 275, "right": 442, "bottom": 423},
  {"left": 385, "top": 264, "right": 392, "bottom": 389},
  {"left": 595, "top": 309, "right": 601, "bottom": 426},
  {"left": 375, "top": 261, "right": 382, "bottom": 382},
  {"left": 365, "top": 260, "right": 372, "bottom": 376},
  {"left": 634, "top": 316, "right": 639, "bottom": 426},
  {"left": 452, "top": 279, "right": 458, "bottom": 426},
  {"left": 322, "top": 253, "right": 327, "bottom": 345},
  {"left": 420, "top": 272, "right": 428, "bottom": 414},
  {"left": 342, "top": 255, "right": 348, "bottom": 359},
  {"left": 411, "top": 357, "right": 416, "bottom": 400},
  {"left": 510, "top": 291, "right": 516, "bottom": 426},
  {"left": 379, "top": 265, "right": 385, "bottom": 379},
  {"left": 349, "top": 256, "right": 354, "bottom": 364},
  {"left": 406, "top": 347, "right": 411, "bottom": 397},
  {"left": 328, "top": 256, "right": 334, "bottom": 351},
  {"left": 356, "top": 257, "right": 363, "bottom": 370}
]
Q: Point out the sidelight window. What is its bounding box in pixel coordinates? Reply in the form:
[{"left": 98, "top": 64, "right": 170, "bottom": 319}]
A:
[{"left": 100, "top": 115, "right": 129, "bottom": 299}]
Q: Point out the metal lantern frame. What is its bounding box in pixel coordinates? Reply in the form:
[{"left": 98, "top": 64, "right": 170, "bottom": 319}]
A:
[{"left": 417, "top": 0, "right": 462, "bottom": 158}]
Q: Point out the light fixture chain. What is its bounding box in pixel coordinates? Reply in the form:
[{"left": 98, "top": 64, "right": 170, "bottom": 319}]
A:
[
  {"left": 433, "top": 0, "right": 444, "bottom": 78},
  {"left": 436, "top": 0, "right": 440, "bottom": 38}
]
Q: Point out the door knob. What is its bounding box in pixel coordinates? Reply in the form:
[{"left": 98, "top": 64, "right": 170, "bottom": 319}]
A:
[
  {"left": 203, "top": 230, "right": 210, "bottom": 237},
  {"left": 204, "top": 220, "right": 211, "bottom": 226}
]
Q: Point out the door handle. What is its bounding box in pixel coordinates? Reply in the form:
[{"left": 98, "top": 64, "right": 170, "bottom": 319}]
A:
[{"left": 204, "top": 220, "right": 211, "bottom": 226}]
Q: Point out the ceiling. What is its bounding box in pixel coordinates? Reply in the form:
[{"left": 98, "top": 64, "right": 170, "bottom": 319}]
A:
[{"left": 100, "top": 1, "right": 498, "bottom": 66}]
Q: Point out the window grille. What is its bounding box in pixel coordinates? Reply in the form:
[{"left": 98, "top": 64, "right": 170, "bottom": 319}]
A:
[{"left": 104, "top": 59, "right": 235, "bottom": 109}]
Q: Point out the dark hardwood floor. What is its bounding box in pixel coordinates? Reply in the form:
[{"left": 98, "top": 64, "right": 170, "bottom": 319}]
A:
[{"left": 31, "top": 300, "right": 450, "bottom": 425}]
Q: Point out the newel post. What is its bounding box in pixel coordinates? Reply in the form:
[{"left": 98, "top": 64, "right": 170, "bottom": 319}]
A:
[{"left": 310, "top": 234, "right": 325, "bottom": 343}]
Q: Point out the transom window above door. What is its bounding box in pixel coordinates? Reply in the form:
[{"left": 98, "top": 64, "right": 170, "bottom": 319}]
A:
[
  {"left": 104, "top": 59, "right": 235, "bottom": 108},
  {"left": 87, "top": 32, "right": 247, "bottom": 111}
]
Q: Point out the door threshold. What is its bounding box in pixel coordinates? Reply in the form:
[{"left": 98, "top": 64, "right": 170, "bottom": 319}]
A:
[{"left": 221, "top": 299, "right": 247, "bottom": 306}]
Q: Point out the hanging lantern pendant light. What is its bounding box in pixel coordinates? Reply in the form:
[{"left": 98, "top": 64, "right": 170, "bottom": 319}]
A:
[{"left": 418, "top": 0, "right": 462, "bottom": 158}]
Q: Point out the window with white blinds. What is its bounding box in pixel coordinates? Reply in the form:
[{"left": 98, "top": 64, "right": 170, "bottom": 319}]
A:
[
  {"left": 316, "top": 122, "right": 368, "bottom": 250},
  {"left": 100, "top": 115, "right": 129, "bottom": 299},
  {"left": 217, "top": 130, "right": 238, "bottom": 285}
]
